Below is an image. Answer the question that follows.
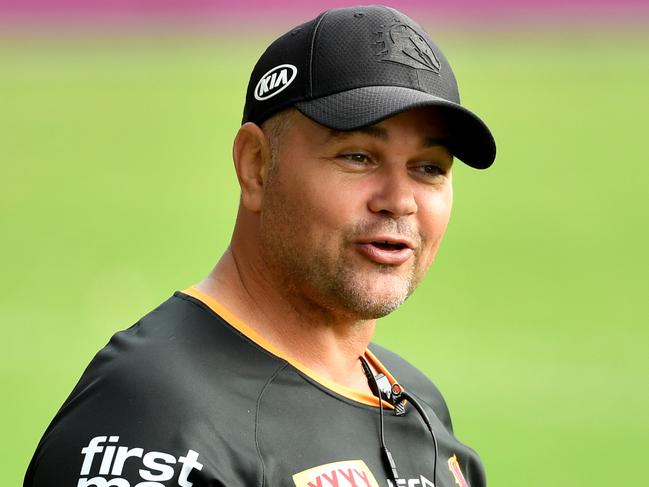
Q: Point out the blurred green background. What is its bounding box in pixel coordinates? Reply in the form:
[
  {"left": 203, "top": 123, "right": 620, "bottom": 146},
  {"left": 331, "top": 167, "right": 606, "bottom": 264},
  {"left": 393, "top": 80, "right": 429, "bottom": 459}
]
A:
[{"left": 1, "top": 22, "right": 648, "bottom": 487}]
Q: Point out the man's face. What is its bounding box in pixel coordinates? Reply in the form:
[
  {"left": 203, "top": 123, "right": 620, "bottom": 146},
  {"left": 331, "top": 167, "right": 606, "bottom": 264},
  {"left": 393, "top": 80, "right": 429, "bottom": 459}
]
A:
[{"left": 258, "top": 108, "right": 454, "bottom": 321}]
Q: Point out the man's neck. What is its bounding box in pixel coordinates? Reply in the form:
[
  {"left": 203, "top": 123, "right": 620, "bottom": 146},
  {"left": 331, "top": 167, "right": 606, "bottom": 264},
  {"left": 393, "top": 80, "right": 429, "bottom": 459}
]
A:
[{"left": 196, "top": 247, "right": 377, "bottom": 393}]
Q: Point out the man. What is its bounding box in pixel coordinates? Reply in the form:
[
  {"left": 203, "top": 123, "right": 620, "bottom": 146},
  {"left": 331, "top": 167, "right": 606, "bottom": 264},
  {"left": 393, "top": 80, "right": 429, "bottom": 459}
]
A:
[{"left": 25, "top": 5, "right": 495, "bottom": 487}]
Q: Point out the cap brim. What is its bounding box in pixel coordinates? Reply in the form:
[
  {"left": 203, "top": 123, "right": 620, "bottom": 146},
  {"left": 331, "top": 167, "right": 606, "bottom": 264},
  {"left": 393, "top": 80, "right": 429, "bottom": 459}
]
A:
[{"left": 295, "top": 86, "right": 496, "bottom": 169}]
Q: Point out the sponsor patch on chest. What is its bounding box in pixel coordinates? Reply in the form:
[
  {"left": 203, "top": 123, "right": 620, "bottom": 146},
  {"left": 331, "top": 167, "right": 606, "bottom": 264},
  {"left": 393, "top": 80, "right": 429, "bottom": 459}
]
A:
[
  {"left": 292, "top": 459, "right": 380, "bottom": 487},
  {"left": 76, "top": 435, "right": 203, "bottom": 486}
]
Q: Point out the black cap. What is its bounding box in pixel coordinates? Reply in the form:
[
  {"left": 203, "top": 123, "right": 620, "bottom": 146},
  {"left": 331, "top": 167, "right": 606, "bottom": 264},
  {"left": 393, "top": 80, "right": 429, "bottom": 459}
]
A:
[{"left": 242, "top": 5, "right": 496, "bottom": 169}]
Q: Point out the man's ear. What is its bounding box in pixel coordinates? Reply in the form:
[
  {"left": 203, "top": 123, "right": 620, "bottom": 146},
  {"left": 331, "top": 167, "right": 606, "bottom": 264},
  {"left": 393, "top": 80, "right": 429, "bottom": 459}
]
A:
[{"left": 232, "top": 122, "right": 273, "bottom": 212}]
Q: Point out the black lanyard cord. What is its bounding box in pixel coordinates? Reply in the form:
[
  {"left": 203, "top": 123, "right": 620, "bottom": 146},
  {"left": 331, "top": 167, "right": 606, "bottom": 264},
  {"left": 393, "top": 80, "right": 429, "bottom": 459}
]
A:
[
  {"left": 397, "top": 390, "right": 439, "bottom": 487},
  {"left": 360, "top": 356, "right": 439, "bottom": 486},
  {"left": 360, "top": 356, "right": 400, "bottom": 482}
]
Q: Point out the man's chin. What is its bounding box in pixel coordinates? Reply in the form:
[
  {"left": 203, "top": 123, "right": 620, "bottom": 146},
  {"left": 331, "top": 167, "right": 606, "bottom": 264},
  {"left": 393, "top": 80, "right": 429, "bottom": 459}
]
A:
[
  {"left": 334, "top": 277, "right": 414, "bottom": 320},
  {"left": 344, "top": 295, "right": 409, "bottom": 320}
]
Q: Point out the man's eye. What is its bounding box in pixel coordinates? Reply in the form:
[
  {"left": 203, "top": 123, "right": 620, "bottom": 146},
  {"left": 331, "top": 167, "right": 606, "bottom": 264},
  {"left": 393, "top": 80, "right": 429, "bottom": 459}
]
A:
[
  {"left": 418, "top": 164, "right": 445, "bottom": 176},
  {"left": 342, "top": 153, "right": 370, "bottom": 164}
]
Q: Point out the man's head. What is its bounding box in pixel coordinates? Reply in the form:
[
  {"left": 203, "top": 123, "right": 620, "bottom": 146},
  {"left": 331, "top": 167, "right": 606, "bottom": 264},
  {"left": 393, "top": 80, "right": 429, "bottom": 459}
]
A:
[
  {"left": 235, "top": 107, "right": 453, "bottom": 320},
  {"left": 231, "top": 5, "right": 495, "bottom": 321}
]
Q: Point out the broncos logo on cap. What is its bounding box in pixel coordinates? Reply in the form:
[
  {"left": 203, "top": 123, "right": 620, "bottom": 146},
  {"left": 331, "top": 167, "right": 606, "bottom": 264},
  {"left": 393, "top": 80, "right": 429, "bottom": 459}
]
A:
[{"left": 375, "top": 22, "right": 441, "bottom": 74}]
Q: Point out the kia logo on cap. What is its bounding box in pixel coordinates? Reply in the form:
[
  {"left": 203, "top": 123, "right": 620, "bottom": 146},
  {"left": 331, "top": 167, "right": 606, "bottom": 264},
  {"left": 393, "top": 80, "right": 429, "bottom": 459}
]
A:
[{"left": 254, "top": 64, "right": 298, "bottom": 101}]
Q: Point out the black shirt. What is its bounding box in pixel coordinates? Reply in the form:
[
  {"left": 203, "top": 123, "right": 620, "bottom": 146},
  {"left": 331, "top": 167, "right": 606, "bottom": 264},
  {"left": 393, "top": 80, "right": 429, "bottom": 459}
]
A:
[{"left": 25, "top": 289, "right": 485, "bottom": 487}]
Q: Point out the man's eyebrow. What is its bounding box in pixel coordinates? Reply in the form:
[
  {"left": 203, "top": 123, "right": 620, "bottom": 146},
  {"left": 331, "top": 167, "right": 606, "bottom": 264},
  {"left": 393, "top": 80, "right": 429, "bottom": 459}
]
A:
[
  {"left": 326, "top": 125, "right": 389, "bottom": 142},
  {"left": 424, "top": 137, "right": 451, "bottom": 149},
  {"left": 326, "top": 127, "right": 451, "bottom": 150}
]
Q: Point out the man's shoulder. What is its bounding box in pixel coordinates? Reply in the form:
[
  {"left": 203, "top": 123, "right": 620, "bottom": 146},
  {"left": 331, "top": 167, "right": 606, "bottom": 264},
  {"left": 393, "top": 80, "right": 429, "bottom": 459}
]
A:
[
  {"left": 25, "top": 292, "right": 274, "bottom": 486},
  {"left": 57, "top": 290, "right": 284, "bottom": 438},
  {"left": 75, "top": 291, "right": 282, "bottom": 405},
  {"left": 368, "top": 342, "right": 454, "bottom": 433}
]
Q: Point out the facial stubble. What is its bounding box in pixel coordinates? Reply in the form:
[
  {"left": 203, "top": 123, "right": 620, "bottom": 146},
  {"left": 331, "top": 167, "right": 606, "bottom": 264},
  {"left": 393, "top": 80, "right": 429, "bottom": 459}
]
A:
[{"left": 259, "top": 172, "right": 427, "bottom": 321}]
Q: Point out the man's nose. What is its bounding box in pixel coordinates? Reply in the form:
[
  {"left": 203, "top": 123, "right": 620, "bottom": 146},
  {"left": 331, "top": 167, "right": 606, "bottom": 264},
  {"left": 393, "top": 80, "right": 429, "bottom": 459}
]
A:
[{"left": 367, "top": 169, "right": 418, "bottom": 217}]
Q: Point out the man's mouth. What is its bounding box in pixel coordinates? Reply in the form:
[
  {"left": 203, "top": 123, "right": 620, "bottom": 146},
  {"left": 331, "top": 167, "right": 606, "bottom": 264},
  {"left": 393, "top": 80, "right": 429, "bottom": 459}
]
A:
[
  {"left": 356, "top": 238, "right": 414, "bottom": 265},
  {"left": 371, "top": 241, "right": 408, "bottom": 251}
]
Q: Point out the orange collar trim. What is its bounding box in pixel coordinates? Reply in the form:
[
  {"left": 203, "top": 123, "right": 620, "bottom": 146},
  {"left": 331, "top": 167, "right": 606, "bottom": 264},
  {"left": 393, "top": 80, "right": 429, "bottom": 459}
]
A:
[{"left": 181, "top": 286, "right": 397, "bottom": 409}]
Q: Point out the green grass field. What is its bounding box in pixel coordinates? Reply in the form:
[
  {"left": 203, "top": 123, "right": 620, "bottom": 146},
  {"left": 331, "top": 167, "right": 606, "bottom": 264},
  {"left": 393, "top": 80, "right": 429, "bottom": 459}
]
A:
[{"left": 2, "top": 28, "right": 648, "bottom": 486}]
